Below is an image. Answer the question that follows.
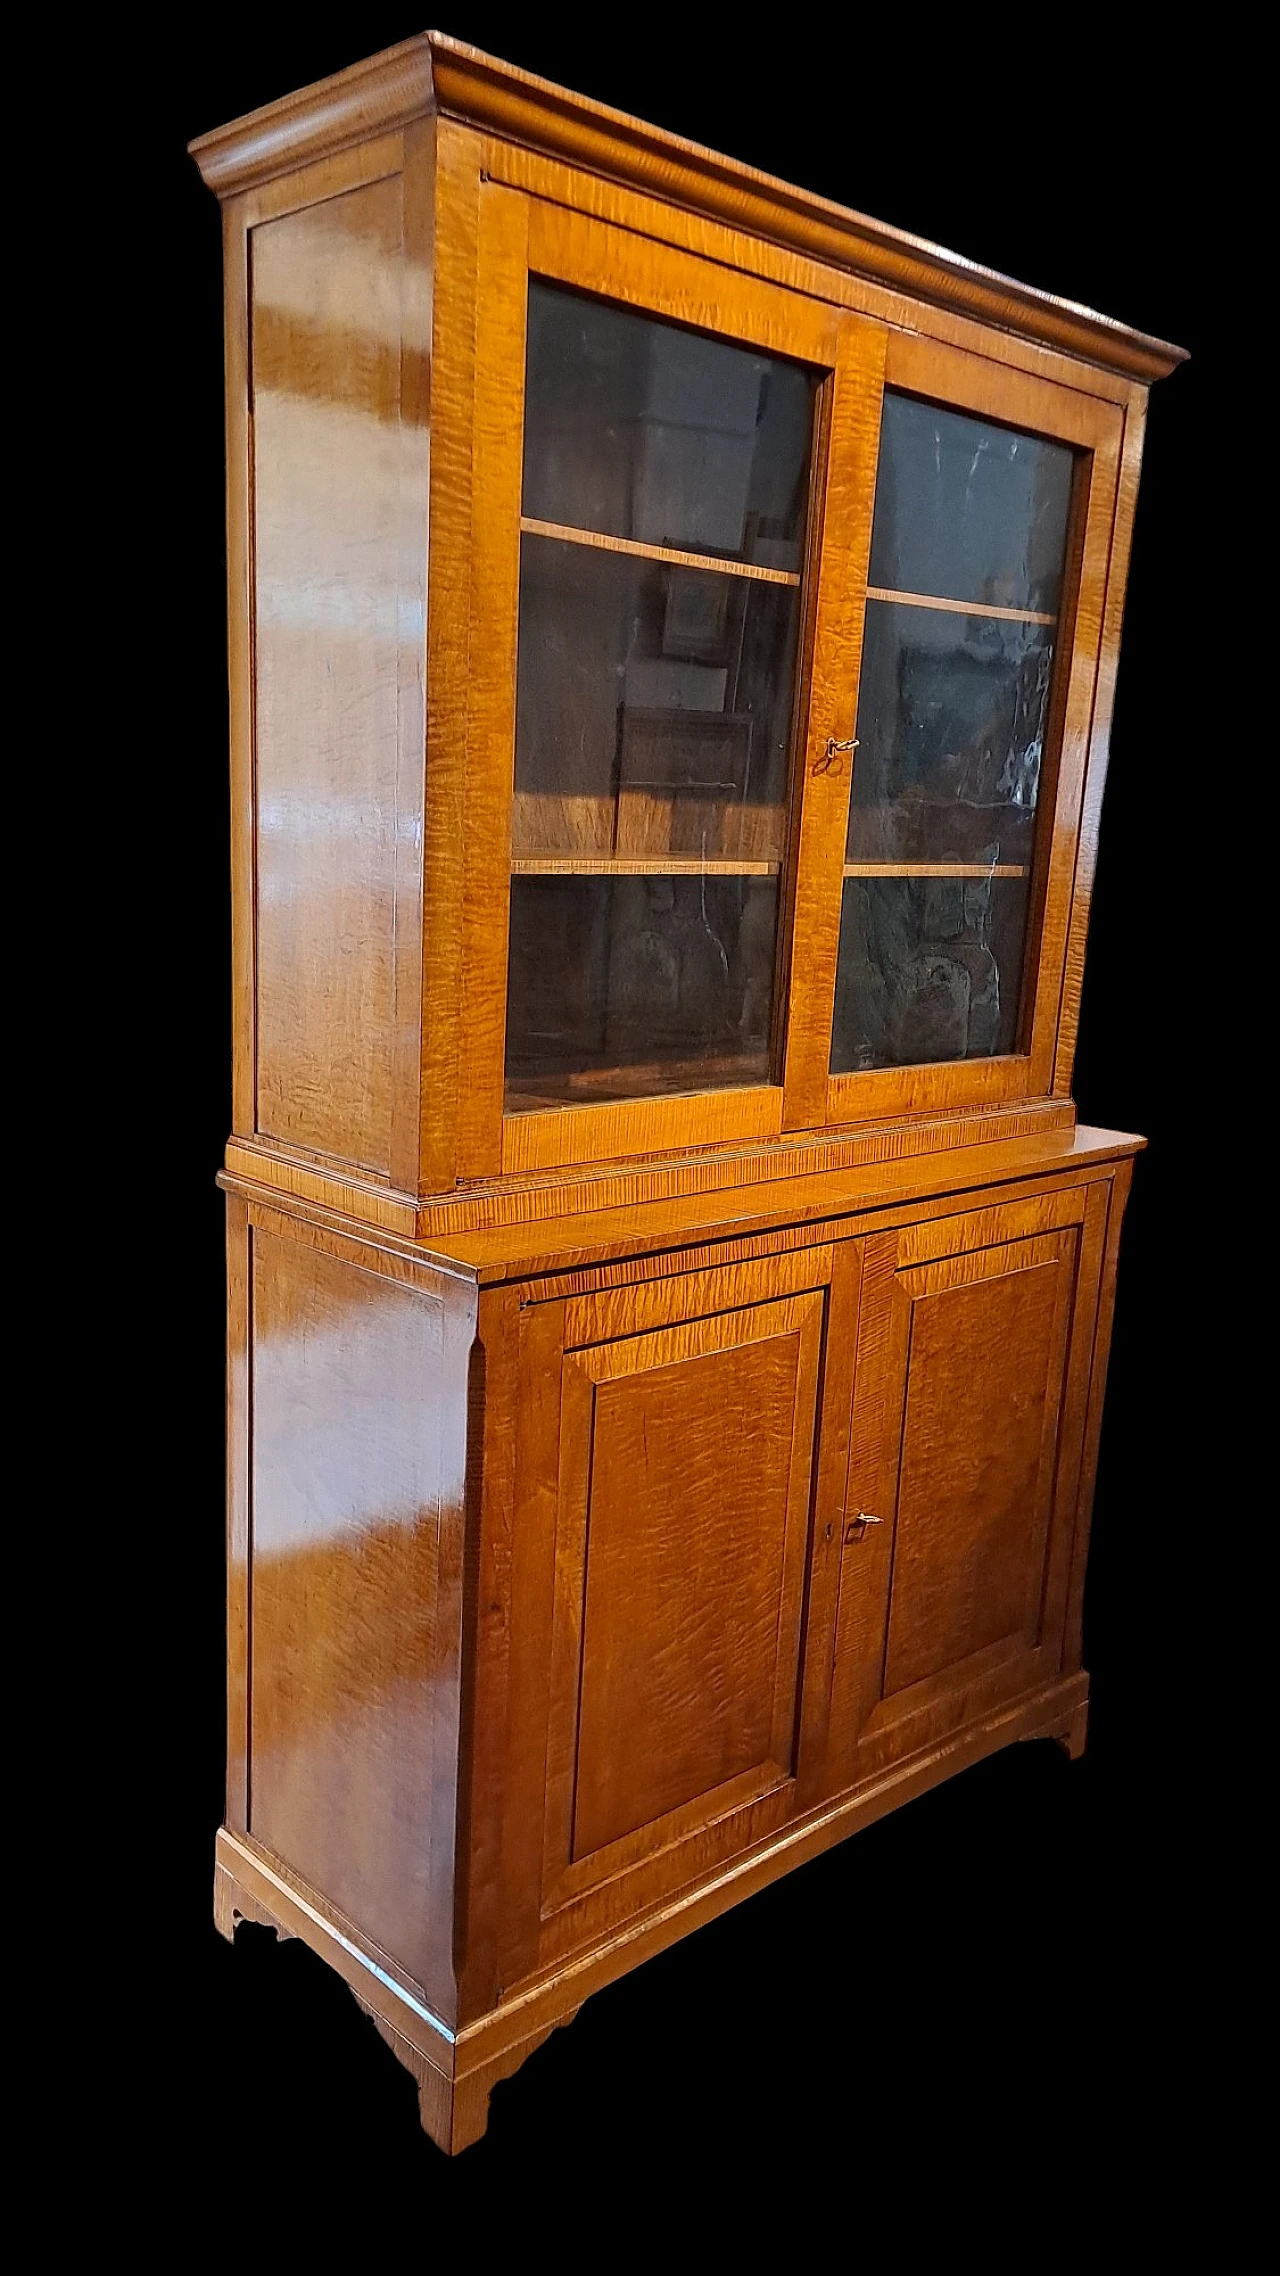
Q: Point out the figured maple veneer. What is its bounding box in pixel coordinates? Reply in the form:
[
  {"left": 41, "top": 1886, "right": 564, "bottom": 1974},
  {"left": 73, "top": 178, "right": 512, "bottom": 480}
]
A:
[
  {"left": 829, "top": 1185, "right": 1107, "bottom": 1786},
  {"left": 220, "top": 1141, "right": 1134, "bottom": 2149},
  {"left": 194, "top": 30, "right": 1179, "bottom": 2157},
  {"left": 558, "top": 1290, "right": 822, "bottom": 1864},
  {"left": 884, "top": 1243, "right": 1074, "bottom": 1692},
  {"left": 229, "top": 1200, "right": 474, "bottom": 2021},
  {"left": 248, "top": 167, "right": 429, "bottom": 1180}
]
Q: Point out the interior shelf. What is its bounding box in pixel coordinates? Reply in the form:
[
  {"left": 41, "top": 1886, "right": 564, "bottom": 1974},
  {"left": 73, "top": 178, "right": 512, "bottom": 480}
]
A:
[
  {"left": 519, "top": 515, "right": 802, "bottom": 587},
  {"left": 865, "top": 585, "right": 1056, "bottom": 627},
  {"left": 843, "top": 861, "right": 1029, "bottom": 879},
  {"left": 511, "top": 856, "right": 782, "bottom": 877}
]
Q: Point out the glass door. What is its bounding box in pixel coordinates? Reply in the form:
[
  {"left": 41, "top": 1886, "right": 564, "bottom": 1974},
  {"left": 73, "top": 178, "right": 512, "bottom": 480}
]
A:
[
  {"left": 507, "top": 281, "right": 814, "bottom": 1113},
  {"left": 458, "top": 199, "right": 1121, "bottom": 1180},
  {"left": 824, "top": 337, "right": 1123, "bottom": 1119},
  {"left": 464, "top": 192, "right": 885, "bottom": 1177}
]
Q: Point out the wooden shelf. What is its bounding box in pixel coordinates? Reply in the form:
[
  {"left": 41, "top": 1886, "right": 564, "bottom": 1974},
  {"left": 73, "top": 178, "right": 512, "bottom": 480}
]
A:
[
  {"left": 512, "top": 856, "right": 781, "bottom": 877},
  {"left": 865, "top": 585, "right": 1056, "bottom": 627},
  {"left": 520, "top": 516, "right": 801, "bottom": 588},
  {"left": 843, "top": 862, "right": 1028, "bottom": 879},
  {"left": 505, "top": 1048, "right": 772, "bottom": 1110}
]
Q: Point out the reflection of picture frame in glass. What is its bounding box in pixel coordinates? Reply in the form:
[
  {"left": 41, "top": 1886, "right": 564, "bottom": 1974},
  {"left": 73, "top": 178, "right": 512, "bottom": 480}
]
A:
[
  {"left": 661, "top": 567, "right": 734, "bottom": 662},
  {"left": 614, "top": 705, "right": 754, "bottom": 857}
]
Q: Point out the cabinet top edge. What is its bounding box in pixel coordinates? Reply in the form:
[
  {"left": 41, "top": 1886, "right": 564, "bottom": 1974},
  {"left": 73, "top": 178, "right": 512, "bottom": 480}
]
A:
[
  {"left": 188, "top": 31, "right": 1187, "bottom": 385},
  {"left": 443, "top": 1124, "right": 1146, "bottom": 1281},
  {"left": 223, "top": 1125, "right": 1144, "bottom": 1285}
]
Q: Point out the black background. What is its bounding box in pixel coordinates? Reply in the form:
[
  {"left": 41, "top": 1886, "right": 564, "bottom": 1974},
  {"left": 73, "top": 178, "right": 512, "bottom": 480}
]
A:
[{"left": 125, "top": 14, "right": 1211, "bottom": 2216}]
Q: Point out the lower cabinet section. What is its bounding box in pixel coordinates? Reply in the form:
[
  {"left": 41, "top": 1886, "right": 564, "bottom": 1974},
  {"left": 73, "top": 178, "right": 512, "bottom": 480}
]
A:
[
  {"left": 220, "top": 1147, "right": 1132, "bottom": 2151},
  {"left": 490, "top": 1178, "right": 1113, "bottom": 1987}
]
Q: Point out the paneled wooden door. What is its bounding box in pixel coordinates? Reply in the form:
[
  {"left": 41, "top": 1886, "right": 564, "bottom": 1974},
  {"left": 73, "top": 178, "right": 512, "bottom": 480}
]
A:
[
  {"left": 823, "top": 1183, "right": 1110, "bottom": 1792},
  {"left": 497, "top": 1243, "right": 861, "bottom": 1979},
  {"left": 455, "top": 184, "right": 887, "bottom": 1182}
]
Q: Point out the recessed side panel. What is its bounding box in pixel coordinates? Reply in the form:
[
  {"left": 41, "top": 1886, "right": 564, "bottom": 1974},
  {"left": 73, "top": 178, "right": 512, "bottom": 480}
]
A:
[
  {"left": 251, "top": 172, "right": 425, "bottom": 1173},
  {"left": 248, "top": 1222, "right": 450, "bottom": 1998},
  {"left": 573, "top": 1327, "right": 805, "bottom": 1858}
]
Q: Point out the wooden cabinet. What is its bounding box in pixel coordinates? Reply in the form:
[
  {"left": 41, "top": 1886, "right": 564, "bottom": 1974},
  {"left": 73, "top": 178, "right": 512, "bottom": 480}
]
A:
[{"left": 194, "top": 33, "right": 1183, "bottom": 2154}]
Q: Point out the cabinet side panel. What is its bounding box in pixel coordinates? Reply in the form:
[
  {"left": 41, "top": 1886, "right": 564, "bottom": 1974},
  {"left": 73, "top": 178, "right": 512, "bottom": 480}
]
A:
[
  {"left": 251, "top": 172, "right": 423, "bottom": 1173},
  {"left": 247, "top": 1224, "right": 453, "bottom": 2001}
]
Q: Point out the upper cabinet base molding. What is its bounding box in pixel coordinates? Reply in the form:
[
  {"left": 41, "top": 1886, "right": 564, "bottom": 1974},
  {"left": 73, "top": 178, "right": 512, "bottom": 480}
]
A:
[{"left": 192, "top": 32, "right": 1183, "bottom": 2154}]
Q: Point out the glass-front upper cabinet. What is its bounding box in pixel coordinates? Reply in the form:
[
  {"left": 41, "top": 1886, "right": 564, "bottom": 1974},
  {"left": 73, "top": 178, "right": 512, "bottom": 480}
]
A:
[
  {"left": 831, "top": 390, "right": 1076, "bottom": 1079},
  {"left": 471, "top": 196, "right": 1121, "bottom": 1176},
  {"left": 505, "top": 282, "right": 816, "bottom": 1113}
]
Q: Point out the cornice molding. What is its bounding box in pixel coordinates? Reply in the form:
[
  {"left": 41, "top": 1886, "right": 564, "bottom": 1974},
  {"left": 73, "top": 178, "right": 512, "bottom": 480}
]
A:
[
  {"left": 188, "top": 36, "right": 434, "bottom": 198},
  {"left": 190, "top": 31, "right": 1187, "bottom": 384}
]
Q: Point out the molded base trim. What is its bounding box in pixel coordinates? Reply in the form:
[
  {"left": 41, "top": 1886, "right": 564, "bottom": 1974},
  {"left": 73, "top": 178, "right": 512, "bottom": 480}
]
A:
[{"left": 213, "top": 1668, "right": 1088, "bottom": 2153}]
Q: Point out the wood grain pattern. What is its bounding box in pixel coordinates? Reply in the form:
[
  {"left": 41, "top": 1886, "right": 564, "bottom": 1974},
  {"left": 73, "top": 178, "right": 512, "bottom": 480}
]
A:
[
  {"left": 1052, "top": 399, "right": 1149, "bottom": 1095},
  {"left": 245, "top": 1221, "right": 467, "bottom": 2012},
  {"left": 472, "top": 197, "right": 867, "bottom": 1180},
  {"left": 530, "top": 1265, "right": 831, "bottom": 1955},
  {"left": 419, "top": 118, "right": 481, "bottom": 1194},
  {"left": 866, "top": 586, "right": 1055, "bottom": 626},
  {"left": 479, "top": 136, "right": 1143, "bottom": 409},
  {"left": 825, "top": 334, "right": 1124, "bottom": 1126},
  {"left": 561, "top": 1293, "right": 821, "bottom": 1861},
  {"left": 225, "top": 1196, "right": 251, "bottom": 1829},
  {"left": 454, "top": 176, "right": 530, "bottom": 1179},
  {"left": 844, "top": 863, "right": 1027, "bottom": 880},
  {"left": 250, "top": 174, "right": 414, "bottom": 1174},
  {"left": 1062, "top": 1159, "right": 1134, "bottom": 1667},
  {"left": 501, "top": 1084, "right": 784, "bottom": 1178},
  {"left": 882, "top": 328, "right": 1119, "bottom": 450},
  {"left": 190, "top": 34, "right": 1183, "bottom": 379},
  {"left": 511, "top": 856, "right": 781, "bottom": 878},
  {"left": 883, "top": 1236, "right": 1075, "bottom": 1692},
  {"left": 214, "top": 1658, "right": 1088, "bottom": 2150},
  {"left": 222, "top": 207, "right": 256, "bottom": 1138},
  {"left": 779, "top": 315, "right": 887, "bottom": 1129},
  {"left": 189, "top": 37, "right": 433, "bottom": 196},
  {"left": 222, "top": 1098, "right": 1077, "bottom": 1238},
  {"left": 195, "top": 38, "right": 1165, "bottom": 2153},
  {"left": 388, "top": 119, "right": 435, "bottom": 1191},
  {"left": 431, "top": 36, "right": 1184, "bottom": 381},
  {"left": 825, "top": 1184, "right": 1107, "bottom": 1790},
  {"left": 518, "top": 516, "right": 801, "bottom": 585},
  {"left": 1016, "top": 404, "right": 1123, "bottom": 1095}
]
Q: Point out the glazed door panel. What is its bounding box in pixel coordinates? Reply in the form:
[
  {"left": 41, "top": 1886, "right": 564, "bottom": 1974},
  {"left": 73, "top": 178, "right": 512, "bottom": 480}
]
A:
[
  {"left": 458, "top": 183, "right": 886, "bottom": 1180},
  {"left": 823, "top": 337, "right": 1124, "bottom": 1126},
  {"left": 826, "top": 1184, "right": 1108, "bottom": 1789},
  {"left": 499, "top": 1245, "right": 857, "bottom": 1977}
]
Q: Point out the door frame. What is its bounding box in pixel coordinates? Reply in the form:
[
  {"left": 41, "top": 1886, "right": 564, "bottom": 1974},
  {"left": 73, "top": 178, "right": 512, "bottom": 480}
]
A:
[
  {"left": 823, "top": 334, "right": 1124, "bottom": 1129},
  {"left": 453, "top": 184, "right": 887, "bottom": 1181}
]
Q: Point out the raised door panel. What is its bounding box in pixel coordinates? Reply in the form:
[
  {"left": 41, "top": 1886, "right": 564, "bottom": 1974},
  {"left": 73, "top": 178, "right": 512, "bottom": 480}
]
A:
[
  {"left": 826, "top": 1184, "right": 1108, "bottom": 1790},
  {"left": 248, "top": 168, "right": 427, "bottom": 1182},
  {"left": 557, "top": 1296, "right": 819, "bottom": 1873},
  {"left": 498, "top": 1246, "right": 853, "bottom": 1978}
]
